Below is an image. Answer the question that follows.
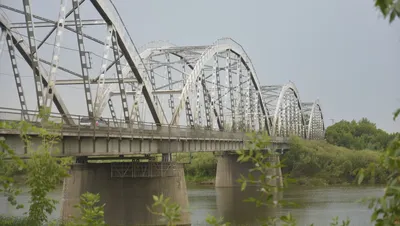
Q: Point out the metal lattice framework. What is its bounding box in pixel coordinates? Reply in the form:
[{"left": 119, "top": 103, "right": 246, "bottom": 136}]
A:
[
  {"left": 0, "top": 0, "right": 325, "bottom": 140},
  {"left": 302, "top": 100, "right": 325, "bottom": 139}
]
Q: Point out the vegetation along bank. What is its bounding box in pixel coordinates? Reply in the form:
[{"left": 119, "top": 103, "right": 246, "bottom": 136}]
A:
[{"left": 183, "top": 131, "right": 390, "bottom": 186}]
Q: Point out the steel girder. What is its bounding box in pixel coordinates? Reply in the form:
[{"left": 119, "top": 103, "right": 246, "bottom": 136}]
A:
[
  {"left": 90, "top": 0, "right": 163, "bottom": 125},
  {"left": 154, "top": 38, "right": 271, "bottom": 133},
  {"left": 302, "top": 100, "right": 325, "bottom": 140},
  {"left": 120, "top": 39, "right": 267, "bottom": 133},
  {"left": 92, "top": 41, "right": 175, "bottom": 123},
  {"left": 0, "top": 1, "right": 325, "bottom": 139},
  {"left": 1, "top": 0, "right": 163, "bottom": 125},
  {"left": 261, "top": 82, "right": 306, "bottom": 138},
  {"left": 260, "top": 82, "right": 325, "bottom": 139},
  {"left": 0, "top": 12, "right": 74, "bottom": 125}
]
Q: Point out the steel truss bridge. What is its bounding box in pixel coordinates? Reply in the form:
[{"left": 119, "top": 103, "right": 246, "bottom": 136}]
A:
[{"left": 0, "top": 0, "right": 325, "bottom": 157}]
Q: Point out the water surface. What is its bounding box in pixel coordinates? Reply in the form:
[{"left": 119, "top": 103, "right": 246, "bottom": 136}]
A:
[
  {"left": 0, "top": 185, "right": 383, "bottom": 226},
  {"left": 188, "top": 184, "right": 382, "bottom": 226}
]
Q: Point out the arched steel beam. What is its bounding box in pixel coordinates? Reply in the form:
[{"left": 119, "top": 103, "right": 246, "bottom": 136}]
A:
[
  {"left": 93, "top": 41, "right": 175, "bottom": 121},
  {"left": 170, "top": 38, "right": 271, "bottom": 134},
  {"left": 0, "top": 13, "right": 74, "bottom": 125},
  {"left": 101, "top": 42, "right": 220, "bottom": 129},
  {"left": 91, "top": 0, "right": 162, "bottom": 125},
  {"left": 271, "top": 82, "right": 306, "bottom": 137},
  {"left": 136, "top": 44, "right": 221, "bottom": 128},
  {"left": 307, "top": 99, "right": 325, "bottom": 139}
]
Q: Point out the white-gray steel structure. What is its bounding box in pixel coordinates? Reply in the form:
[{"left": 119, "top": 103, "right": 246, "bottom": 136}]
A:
[{"left": 0, "top": 0, "right": 325, "bottom": 156}]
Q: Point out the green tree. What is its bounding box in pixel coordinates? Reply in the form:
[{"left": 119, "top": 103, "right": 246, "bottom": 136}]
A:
[
  {"left": 325, "top": 118, "right": 396, "bottom": 150},
  {"left": 0, "top": 108, "right": 72, "bottom": 226},
  {"left": 25, "top": 137, "right": 70, "bottom": 225},
  {"left": 19, "top": 110, "right": 72, "bottom": 225},
  {"left": 0, "top": 122, "right": 26, "bottom": 210}
]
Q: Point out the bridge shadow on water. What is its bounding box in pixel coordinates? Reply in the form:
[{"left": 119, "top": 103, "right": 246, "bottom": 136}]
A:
[{"left": 188, "top": 185, "right": 283, "bottom": 226}]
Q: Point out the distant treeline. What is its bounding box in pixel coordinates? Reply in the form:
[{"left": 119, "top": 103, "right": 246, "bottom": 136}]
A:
[
  {"left": 325, "top": 118, "right": 398, "bottom": 151},
  {"left": 182, "top": 136, "right": 386, "bottom": 186}
]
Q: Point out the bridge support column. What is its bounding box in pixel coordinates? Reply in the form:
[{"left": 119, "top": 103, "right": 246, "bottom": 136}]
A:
[
  {"left": 215, "top": 152, "right": 283, "bottom": 188},
  {"left": 61, "top": 162, "right": 190, "bottom": 226}
]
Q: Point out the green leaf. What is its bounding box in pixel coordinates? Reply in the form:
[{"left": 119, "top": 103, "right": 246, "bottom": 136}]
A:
[
  {"left": 370, "top": 211, "right": 378, "bottom": 221},
  {"left": 241, "top": 180, "right": 247, "bottom": 191},
  {"left": 393, "top": 108, "right": 400, "bottom": 121},
  {"left": 153, "top": 195, "right": 159, "bottom": 202},
  {"left": 389, "top": 9, "right": 396, "bottom": 22}
]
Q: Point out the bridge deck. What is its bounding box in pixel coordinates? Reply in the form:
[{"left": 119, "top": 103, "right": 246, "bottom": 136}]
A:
[{"left": 0, "top": 109, "right": 289, "bottom": 157}]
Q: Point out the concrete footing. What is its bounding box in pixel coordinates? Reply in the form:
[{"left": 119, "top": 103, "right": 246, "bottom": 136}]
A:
[
  {"left": 61, "top": 162, "right": 190, "bottom": 226},
  {"left": 215, "top": 152, "right": 283, "bottom": 188}
]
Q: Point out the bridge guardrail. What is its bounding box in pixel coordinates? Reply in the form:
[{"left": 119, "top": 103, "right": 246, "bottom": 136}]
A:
[{"left": 0, "top": 108, "right": 289, "bottom": 143}]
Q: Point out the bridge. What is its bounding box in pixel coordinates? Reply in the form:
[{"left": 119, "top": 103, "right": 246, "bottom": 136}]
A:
[{"left": 0, "top": 1, "right": 325, "bottom": 225}]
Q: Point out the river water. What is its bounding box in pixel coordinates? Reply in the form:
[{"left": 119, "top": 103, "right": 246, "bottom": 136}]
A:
[{"left": 0, "top": 185, "right": 383, "bottom": 226}]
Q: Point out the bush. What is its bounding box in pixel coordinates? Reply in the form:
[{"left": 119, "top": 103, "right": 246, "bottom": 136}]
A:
[
  {"left": 181, "top": 153, "right": 217, "bottom": 181},
  {"left": 0, "top": 216, "right": 31, "bottom": 226},
  {"left": 285, "top": 136, "right": 387, "bottom": 185}
]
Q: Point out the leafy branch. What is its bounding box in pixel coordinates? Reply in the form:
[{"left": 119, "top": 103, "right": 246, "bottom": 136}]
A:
[
  {"left": 236, "top": 132, "right": 296, "bottom": 208},
  {"left": 356, "top": 109, "right": 400, "bottom": 225},
  {"left": 375, "top": 0, "right": 400, "bottom": 23},
  {"left": 147, "top": 194, "right": 182, "bottom": 226},
  {"left": 65, "top": 192, "right": 107, "bottom": 226}
]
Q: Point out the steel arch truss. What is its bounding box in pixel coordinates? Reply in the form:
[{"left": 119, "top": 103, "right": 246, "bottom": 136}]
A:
[
  {"left": 261, "top": 82, "right": 305, "bottom": 138},
  {"left": 302, "top": 100, "right": 325, "bottom": 139},
  {"left": 0, "top": 1, "right": 325, "bottom": 139},
  {"left": 167, "top": 38, "right": 270, "bottom": 132},
  {"left": 0, "top": 0, "right": 162, "bottom": 125},
  {"left": 98, "top": 38, "right": 269, "bottom": 132}
]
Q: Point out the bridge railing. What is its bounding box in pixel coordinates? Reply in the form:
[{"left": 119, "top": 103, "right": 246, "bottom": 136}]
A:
[
  {"left": 0, "top": 108, "right": 289, "bottom": 143},
  {"left": 0, "top": 108, "right": 240, "bottom": 140}
]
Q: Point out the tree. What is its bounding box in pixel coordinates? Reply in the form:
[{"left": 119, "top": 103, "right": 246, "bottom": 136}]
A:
[
  {"left": 0, "top": 122, "right": 25, "bottom": 210},
  {"left": 325, "top": 118, "right": 396, "bottom": 150},
  {"left": 356, "top": 112, "right": 400, "bottom": 224},
  {"left": 0, "top": 108, "right": 72, "bottom": 226}
]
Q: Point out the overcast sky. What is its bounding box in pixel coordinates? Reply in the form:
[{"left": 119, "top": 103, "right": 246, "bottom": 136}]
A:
[
  {"left": 111, "top": 0, "right": 400, "bottom": 132},
  {"left": 0, "top": 0, "right": 399, "bottom": 132}
]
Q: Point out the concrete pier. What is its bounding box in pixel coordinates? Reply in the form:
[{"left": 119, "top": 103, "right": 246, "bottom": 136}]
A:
[
  {"left": 61, "top": 162, "right": 190, "bottom": 226},
  {"left": 215, "top": 152, "right": 283, "bottom": 188}
]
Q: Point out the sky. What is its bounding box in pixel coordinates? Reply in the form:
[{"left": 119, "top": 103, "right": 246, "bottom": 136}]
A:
[{"left": 0, "top": 0, "right": 399, "bottom": 132}]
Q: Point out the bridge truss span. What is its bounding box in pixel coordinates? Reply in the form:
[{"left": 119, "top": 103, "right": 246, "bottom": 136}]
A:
[
  {"left": 302, "top": 100, "right": 325, "bottom": 139},
  {"left": 0, "top": 0, "right": 325, "bottom": 142},
  {"left": 261, "top": 82, "right": 306, "bottom": 138}
]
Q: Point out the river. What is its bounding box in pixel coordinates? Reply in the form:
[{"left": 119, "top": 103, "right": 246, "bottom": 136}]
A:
[{"left": 0, "top": 185, "right": 383, "bottom": 226}]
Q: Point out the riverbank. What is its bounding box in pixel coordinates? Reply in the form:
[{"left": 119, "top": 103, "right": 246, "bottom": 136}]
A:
[{"left": 183, "top": 137, "right": 386, "bottom": 186}]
